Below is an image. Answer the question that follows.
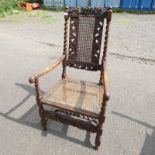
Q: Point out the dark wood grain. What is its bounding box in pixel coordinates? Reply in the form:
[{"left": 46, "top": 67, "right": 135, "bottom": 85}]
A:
[{"left": 29, "top": 7, "right": 112, "bottom": 150}]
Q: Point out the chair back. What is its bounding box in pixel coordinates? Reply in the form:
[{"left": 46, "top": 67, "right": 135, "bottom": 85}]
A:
[{"left": 63, "top": 7, "right": 112, "bottom": 71}]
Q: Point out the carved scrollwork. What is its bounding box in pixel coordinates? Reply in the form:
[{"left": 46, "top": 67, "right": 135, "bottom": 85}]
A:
[
  {"left": 52, "top": 108, "right": 98, "bottom": 126},
  {"left": 67, "top": 7, "right": 107, "bottom": 17},
  {"left": 66, "top": 7, "right": 109, "bottom": 71},
  {"left": 67, "top": 61, "right": 101, "bottom": 71},
  {"left": 92, "top": 18, "right": 104, "bottom": 64},
  {"left": 69, "top": 18, "right": 78, "bottom": 60}
]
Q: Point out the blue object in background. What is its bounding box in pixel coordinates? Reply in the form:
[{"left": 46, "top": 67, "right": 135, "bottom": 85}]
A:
[
  {"left": 152, "top": 0, "right": 155, "bottom": 10},
  {"left": 44, "top": 0, "right": 64, "bottom": 7},
  {"left": 77, "top": 0, "right": 90, "bottom": 7},
  {"left": 44, "top": 0, "right": 155, "bottom": 11},
  {"left": 140, "top": 0, "right": 152, "bottom": 10},
  {"left": 54, "top": 0, "right": 64, "bottom": 7},
  {"left": 130, "top": 0, "right": 140, "bottom": 9},
  {"left": 44, "top": 0, "right": 55, "bottom": 7},
  {"left": 65, "top": 0, "right": 77, "bottom": 7},
  {"left": 121, "top": 0, "right": 131, "bottom": 9},
  {"left": 91, "top": 0, "right": 104, "bottom": 7},
  {"left": 121, "top": 0, "right": 153, "bottom": 10},
  {"left": 104, "top": 0, "right": 120, "bottom": 8},
  {"left": 121, "top": 0, "right": 139, "bottom": 9}
]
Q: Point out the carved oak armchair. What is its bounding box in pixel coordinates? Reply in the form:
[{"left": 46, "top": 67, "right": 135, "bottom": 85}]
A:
[{"left": 29, "top": 7, "right": 112, "bottom": 150}]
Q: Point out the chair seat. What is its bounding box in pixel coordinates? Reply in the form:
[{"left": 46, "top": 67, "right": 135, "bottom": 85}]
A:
[{"left": 41, "top": 79, "right": 103, "bottom": 118}]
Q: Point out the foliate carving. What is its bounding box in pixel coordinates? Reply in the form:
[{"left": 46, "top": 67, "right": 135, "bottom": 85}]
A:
[
  {"left": 68, "top": 18, "right": 78, "bottom": 60},
  {"left": 44, "top": 108, "right": 98, "bottom": 132},
  {"left": 67, "top": 7, "right": 107, "bottom": 17},
  {"left": 67, "top": 61, "right": 101, "bottom": 71},
  {"left": 92, "top": 18, "right": 104, "bottom": 64},
  {"left": 65, "top": 7, "right": 112, "bottom": 72}
]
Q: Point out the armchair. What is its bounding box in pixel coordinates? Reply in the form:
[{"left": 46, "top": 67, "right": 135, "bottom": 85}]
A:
[{"left": 29, "top": 7, "right": 112, "bottom": 150}]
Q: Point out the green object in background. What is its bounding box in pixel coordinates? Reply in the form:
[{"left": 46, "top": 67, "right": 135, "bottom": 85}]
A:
[
  {"left": 0, "top": 0, "right": 18, "bottom": 17},
  {"left": 118, "top": 19, "right": 130, "bottom": 24}
]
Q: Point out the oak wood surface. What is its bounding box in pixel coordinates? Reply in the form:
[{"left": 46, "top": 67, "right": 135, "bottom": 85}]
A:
[{"left": 29, "top": 7, "right": 112, "bottom": 150}]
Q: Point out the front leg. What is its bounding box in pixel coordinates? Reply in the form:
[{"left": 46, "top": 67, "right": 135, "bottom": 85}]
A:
[{"left": 95, "top": 116, "right": 104, "bottom": 150}]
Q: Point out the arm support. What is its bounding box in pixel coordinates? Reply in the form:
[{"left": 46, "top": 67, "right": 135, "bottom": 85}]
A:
[
  {"left": 102, "top": 61, "right": 110, "bottom": 100},
  {"left": 29, "top": 55, "right": 65, "bottom": 84}
]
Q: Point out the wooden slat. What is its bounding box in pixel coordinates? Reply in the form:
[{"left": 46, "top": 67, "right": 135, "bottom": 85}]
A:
[
  {"left": 42, "top": 99, "right": 99, "bottom": 119},
  {"left": 44, "top": 110, "right": 97, "bottom": 133}
]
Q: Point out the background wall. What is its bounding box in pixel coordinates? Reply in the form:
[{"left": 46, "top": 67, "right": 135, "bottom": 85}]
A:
[{"left": 43, "top": 0, "right": 155, "bottom": 11}]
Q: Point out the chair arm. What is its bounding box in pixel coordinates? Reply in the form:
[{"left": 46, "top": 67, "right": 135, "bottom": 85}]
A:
[
  {"left": 29, "top": 55, "right": 65, "bottom": 83},
  {"left": 102, "top": 62, "right": 110, "bottom": 101}
]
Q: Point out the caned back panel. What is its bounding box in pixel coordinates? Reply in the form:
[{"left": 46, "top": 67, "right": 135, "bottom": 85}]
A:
[
  {"left": 65, "top": 8, "right": 107, "bottom": 71},
  {"left": 76, "top": 16, "right": 95, "bottom": 63}
]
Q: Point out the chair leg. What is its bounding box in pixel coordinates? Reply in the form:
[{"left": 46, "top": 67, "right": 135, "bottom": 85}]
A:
[
  {"left": 41, "top": 117, "right": 47, "bottom": 131},
  {"left": 95, "top": 127, "right": 102, "bottom": 150},
  {"left": 39, "top": 108, "right": 47, "bottom": 131},
  {"left": 95, "top": 115, "right": 105, "bottom": 150}
]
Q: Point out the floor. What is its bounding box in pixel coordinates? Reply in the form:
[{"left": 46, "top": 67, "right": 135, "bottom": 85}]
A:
[{"left": 0, "top": 10, "right": 155, "bottom": 155}]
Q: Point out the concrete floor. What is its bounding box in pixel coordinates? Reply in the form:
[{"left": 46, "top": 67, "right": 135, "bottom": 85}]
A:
[{"left": 0, "top": 11, "right": 155, "bottom": 155}]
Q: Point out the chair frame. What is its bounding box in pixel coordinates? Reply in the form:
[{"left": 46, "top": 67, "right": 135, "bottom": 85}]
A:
[{"left": 29, "top": 7, "right": 112, "bottom": 150}]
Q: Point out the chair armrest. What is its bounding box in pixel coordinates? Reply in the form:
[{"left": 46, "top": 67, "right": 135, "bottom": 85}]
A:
[
  {"left": 102, "top": 62, "right": 110, "bottom": 101},
  {"left": 29, "top": 55, "right": 65, "bottom": 83}
]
